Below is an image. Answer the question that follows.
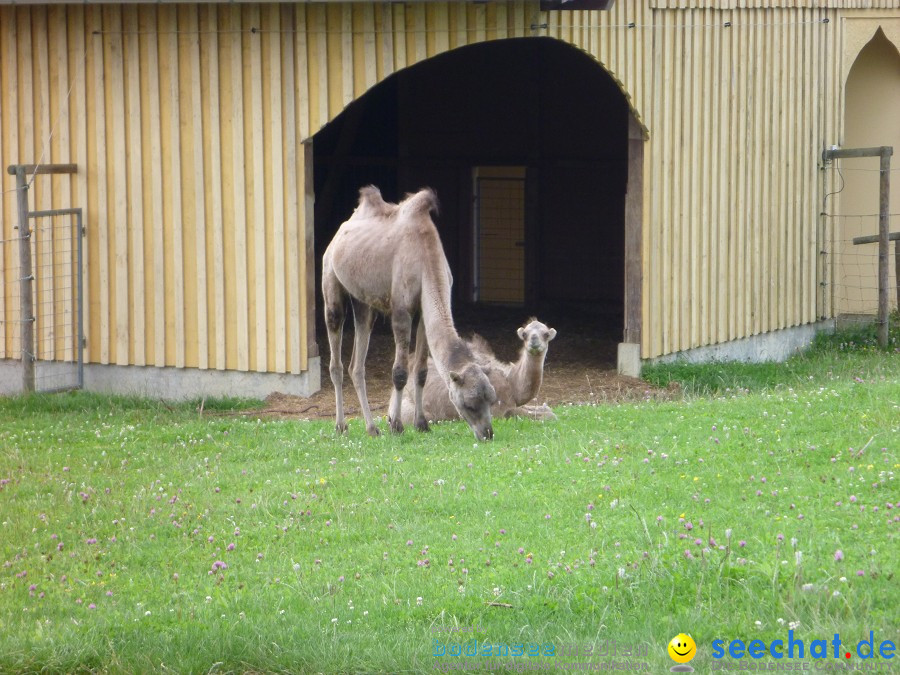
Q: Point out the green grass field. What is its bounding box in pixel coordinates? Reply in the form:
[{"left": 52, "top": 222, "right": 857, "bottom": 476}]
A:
[{"left": 0, "top": 332, "right": 897, "bottom": 673}]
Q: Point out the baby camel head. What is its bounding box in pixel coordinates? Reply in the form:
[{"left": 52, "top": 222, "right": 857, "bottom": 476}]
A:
[
  {"left": 448, "top": 364, "right": 497, "bottom": 441},
  {"left": 517, "top": 319, "right": 557, "bottom": 356}
]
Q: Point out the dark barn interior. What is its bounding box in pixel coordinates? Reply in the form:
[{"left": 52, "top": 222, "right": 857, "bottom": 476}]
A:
[{"left": 313, "top": 37, "right": 630, "bottom": 365}]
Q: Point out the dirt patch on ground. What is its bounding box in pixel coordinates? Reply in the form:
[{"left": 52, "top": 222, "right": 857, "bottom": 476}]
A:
[{"left": 256, "top": 309, "right": 678, "bottom": 421}]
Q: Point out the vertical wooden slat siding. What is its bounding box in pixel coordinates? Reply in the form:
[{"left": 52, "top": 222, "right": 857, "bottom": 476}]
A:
[
  {"left": 659, "top": 10, "right": 675, "bottom": 354},
  {"left": 648, "top": 7, "right": 666, "bottom": 357},
  {"left": 204, "top": 5, "right": 226, "bottom": 370},
  {"left": 247, "top": 4, "right": 266, "bottom": 372},
  {"left": 794, "top": 10, "right": 804, "bottom": 322},
  {"left": 106, "top": 5, "right": 129, "bottom": 366},
  {"left": 86, "top": 6, "right": 109, "bottom": 364},
  {"left": 0, "top": 15, "right": 7, "bottom": 359},
  {"left": 302, "top": 140, "right": 315, "bottom": 364},
  {"left": 1, "top": 10, "right": 14, "bottom": 360},
  {"left": 393, "top": 4, "right": 407, "bottom": 71},
  {"left": 694, "top": 9, "right": 707, "bottom": 348},
  {"left": 414, "top": 4, "right": 427, "bottom": 64},
  {"left": 340, "top": 5, "right": 353, "bottom": 107},
  {"left": 3, "top": 3, "right": 895, "bottom": 375},
  {"left": 787, "top": 12, "right": 799, "bottom": 325},
  {"left": 734, "top": 10, "right": 748, "bottom": 341},
  {"left": 123, "top": 6, "right": 144, "bottom": 366},
  {"left": 34, "top": 7, "right": 53, "bottom": 361},
  {"left": 70, "top": 6, "right": 89, "bottom": 364},
  {"left": 362, "top": 4, "right": 378, "bottom": 92},
  {"left": 218, "top": 5, "right": 235, "bottom": 370},
  {"left": 805, "top": 10, "right": 819, "bottom": 324},
  {"left": 325, "top": 4, "right": 342, "bottom": 121},
  {"left": 316, "top": 4, "right": 330, "bottom": 134},
  {"left": 185, "top": 6, "right": 209, "bottom": 371},
  {"left": 283, "top": 4, "right": 301, "bottom": 374},
  {"left": 700, "top": 7, "right": 713, "bottom": 346},
  {"left": 178, "top": 7, "right": 197, "bottom": 370},
  {"left": 750, "top": 7, "right": 762, "bottom": 332},
  {"left": 296, "top": 10, "right": 311, "bottom": 372},
  {"left": 137, "top": 7, "right": 163, "bottom": 368},
  {"left": 378, "top": 4, "right": 394, "bottom": 81},
  {"left": 164, "top": 6, "right": 185, "bottom": 368},
  {"left": 267, "top": 3, "right": 287, "bottom": 374},
  {"left": 773, "top": 9, "right": 785, "bottom": 331},
  {"left": 825, "top": 9, "right": 838, "bottom": 320},
  {"left": 451, "top": 2, "right": 465, "bottom": 49},
  {"left": 229, "top": 5, "right": 249, "bottom": 372}
]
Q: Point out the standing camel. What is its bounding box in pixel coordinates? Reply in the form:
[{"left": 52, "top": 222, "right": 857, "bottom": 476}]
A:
[
  {"left": 321, "top": 186, "right": 497, "bottom": 440},
  {"left": 401, "top": 318, "right": 557, "bottom": 425}
]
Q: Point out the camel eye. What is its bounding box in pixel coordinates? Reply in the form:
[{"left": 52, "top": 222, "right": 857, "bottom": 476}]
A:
[{"left": 542, "top": 332, "right": 549, "bottom": 340}]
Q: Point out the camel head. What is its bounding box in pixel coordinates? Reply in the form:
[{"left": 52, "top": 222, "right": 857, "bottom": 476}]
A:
[
  {"left": 447, "top": 364, "right": 497, "bottom": 441},
  {"left": 517, "top": 319, "right": 557, "bottom": 356}
]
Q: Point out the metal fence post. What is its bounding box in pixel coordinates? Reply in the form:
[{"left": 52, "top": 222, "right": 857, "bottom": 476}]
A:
[
  {"left": 877, "top": 149, "right": 892, "bottom": 348},
  {"left": 14, "top": 166, "right": 35, "bottom": 393}
]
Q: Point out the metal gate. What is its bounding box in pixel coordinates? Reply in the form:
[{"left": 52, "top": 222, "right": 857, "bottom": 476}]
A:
[
  {"left": 27, "top": 208, "right": 85, "bottom": 392},
  {"left": 3, "top": 164, "right": 83, "bottom": 393}
]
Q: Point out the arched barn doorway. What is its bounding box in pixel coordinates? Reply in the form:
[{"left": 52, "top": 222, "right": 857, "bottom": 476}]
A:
[
  {"left": 838, "top": 28, "right": 900, "bottom": 318},
  {"left": 313, "top": 37, "right": 641, "bottom": 370}
]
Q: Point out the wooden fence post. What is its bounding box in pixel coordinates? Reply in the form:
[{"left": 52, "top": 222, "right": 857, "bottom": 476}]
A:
[
  {"left": 14, "top": 166, "right": 35, "bottom": 393},
  {"left": 877, "top": 150, "right": 891, "bottom": 348}
]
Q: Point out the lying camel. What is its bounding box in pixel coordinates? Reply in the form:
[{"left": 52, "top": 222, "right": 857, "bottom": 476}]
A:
[
  {"left": 401, "top": 318, "right": 557, "bottom": 426},
  {"left": 322, "top": 186, "right": 497, "bottom": 440}
]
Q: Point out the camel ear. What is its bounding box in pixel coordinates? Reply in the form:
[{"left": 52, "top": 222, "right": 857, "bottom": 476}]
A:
[
  {"left": 547, "top": 328, "right": 557, "bottom": 341},
  {"left": 517, "top": 327, "right": 526, "bottom": 340},
  {"left": 449, "top": 371, "right": 463, "bottom": 385}
]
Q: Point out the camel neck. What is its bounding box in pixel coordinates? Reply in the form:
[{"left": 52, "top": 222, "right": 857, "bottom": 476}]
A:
[
  {"left": 420, "top": 266, "right": 468, "bottom": 374},
  {"left": 508, "top": 350, "right": 545, "bottom": 405}
]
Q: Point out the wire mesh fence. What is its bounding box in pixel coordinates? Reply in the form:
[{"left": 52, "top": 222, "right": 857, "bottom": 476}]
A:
[
  {"left": 28, "top": 210, "right": 84, "bottom": 392},
  {"left": 828, "top": 216, "right": 900, "bottom": 326},
  {"left": 822, "top": 147, "right": 897, "bottom": 347},
  {"left": 0, "top": 229, "right": 24, "bottom": 362},
  {"left": 0, "top": 195, "right": 83, "bottom": 393}
]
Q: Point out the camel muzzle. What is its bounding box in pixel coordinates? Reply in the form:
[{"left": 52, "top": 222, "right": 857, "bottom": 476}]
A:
[{"left": 476, "top": 424, "right": 494, "bottom": 441}]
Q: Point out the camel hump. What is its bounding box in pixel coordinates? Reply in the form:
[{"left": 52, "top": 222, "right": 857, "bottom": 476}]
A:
[
  {"left": 467, "top": 333, "right": 495, "bottom": 358},
  {"left": 399, "top": 188, "right": 439, "bottom": 218},
  {"left": 355, "top": 185, "right": 396, "bottom": 219}
]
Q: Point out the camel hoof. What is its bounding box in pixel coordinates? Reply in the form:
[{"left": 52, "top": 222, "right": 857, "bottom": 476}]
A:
[
  {"left": 389, "top": 417, "right": 404, "bottom": 435},
  {"left": 415, "top": 418, "right": 430, "bottom": 433},
  {"left": 335, "top": 421, "right": 348, "bottom": 435},
  {"left": 367, "top": 425, "right": 382, "bottom": 438}
]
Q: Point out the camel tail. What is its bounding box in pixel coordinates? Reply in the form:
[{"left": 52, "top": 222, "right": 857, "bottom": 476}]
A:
[{"left": 400, "top": 188, "right": 439, "bottom": 218}]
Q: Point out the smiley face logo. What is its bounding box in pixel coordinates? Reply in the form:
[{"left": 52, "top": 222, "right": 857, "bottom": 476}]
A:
[{"left": 668, "top": 633, "right": 697, "bottom": 664}]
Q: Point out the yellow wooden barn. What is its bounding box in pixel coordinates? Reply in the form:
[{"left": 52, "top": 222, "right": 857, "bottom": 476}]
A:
[{"left": 1, "top": 1, "right": 898, "bottom": 397}]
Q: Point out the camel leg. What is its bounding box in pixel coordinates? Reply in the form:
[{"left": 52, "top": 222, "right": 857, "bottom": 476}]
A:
[
  {"left": 322, "top": 271, "right": 348, "bottom": 434},
  {"left": 349, "top": 299, "right": 380, "bottom": 437},
  {"left": 411, "top": 316, "right": 430, "bottom": 432},
  {"left": 387, "top": 307, "right": 412, "bottom": 434}
]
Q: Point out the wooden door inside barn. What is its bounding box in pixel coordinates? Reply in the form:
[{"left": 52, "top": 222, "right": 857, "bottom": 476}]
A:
[{"left": 474, "top": 167, "right": 527, "bottom": 305}]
